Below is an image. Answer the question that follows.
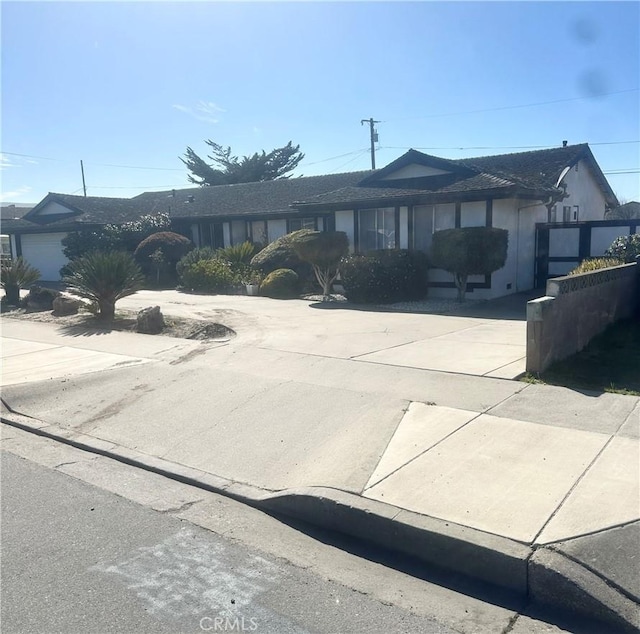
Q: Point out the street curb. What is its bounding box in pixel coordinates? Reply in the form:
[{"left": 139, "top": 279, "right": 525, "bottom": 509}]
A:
[
  {"left": 1, "top": 406, "right": 637, "bottom": 632},
  {"left": 529, "top": 548, "right": 640, "bottom": 633}
]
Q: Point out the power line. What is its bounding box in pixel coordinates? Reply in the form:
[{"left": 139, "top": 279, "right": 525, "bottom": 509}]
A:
[
  {"left": 382, "top": 88, "right": 639, "bottom": 122},
  {"left": 0, "top": 151, "right": 185, "bottom": 172},
  {"left": 302, "top": 148, "right": 370, "bottom": 166},
  {"left": 328, "top": 149, "right": 371, "bottom": 173},
  {"left": 87, "top": 184, "right": 191, "bottom": 190}
]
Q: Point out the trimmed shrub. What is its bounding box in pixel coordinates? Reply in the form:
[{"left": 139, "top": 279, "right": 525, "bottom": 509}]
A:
[
  {"left": 135, "top": 231, "right": 193, "bottom": 287},
  {"left": 62, "top": 251, "right": 144, "bottom": 321},
  {"left": 251, "top": 230, "right": 314, "bottom": 281},
  {"left": 1, "top": 257, "right": 40, "bottom": 306},
  {"left": 291, "top": 231, "right": 349, "bottom": 297},
  {"left": 569, "top": 258, "right": 623, "bottom": 275},
  {"left": 180, "top": 259, "right": 236, "bottom": 293},
  {"left": 605, "top": 234, "right": 640, "bottom": 263},
  {"left": 260, "top": 268, "right": 300, "bottom": 299},
  {"left": 341, "top": 250, "right": 429, "bottom": 304},
  {"left": 431, "top": 227, "right": 508, "bottom": 300},
  {"left": 176, "top": 247, "right": 217, "bottom": 278},
  {"left": 135, "top": 231, "right": 193, "bottom": 264}
]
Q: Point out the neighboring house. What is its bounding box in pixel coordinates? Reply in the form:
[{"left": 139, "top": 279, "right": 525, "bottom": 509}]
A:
[
  {"left": 1, "top": 204, "right": 33, "bottom": 263},
  {"left": 3, "top": 143, "right": 619, "bottom": 298},
  {"left": 606, "top": 201, "right": 640, "bottom": 220}
]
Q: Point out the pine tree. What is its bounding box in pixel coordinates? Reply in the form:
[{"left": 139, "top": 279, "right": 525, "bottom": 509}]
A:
[{"left": 181, "top": 141, "right": 304, "bottom": 186}]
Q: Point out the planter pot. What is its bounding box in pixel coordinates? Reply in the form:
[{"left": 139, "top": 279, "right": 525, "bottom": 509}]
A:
[{"left": 246, "top": 284, "right": 260, "bottom": 296}]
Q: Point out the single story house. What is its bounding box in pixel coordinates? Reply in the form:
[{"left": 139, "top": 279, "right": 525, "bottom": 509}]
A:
[{"left": 3, "top": 143, "right": 619, "bottom": 298}]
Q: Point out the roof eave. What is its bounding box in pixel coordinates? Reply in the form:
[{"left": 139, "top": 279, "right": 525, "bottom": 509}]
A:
[{"left": 293, "top": 185, "right": 552, "bottom": 211}]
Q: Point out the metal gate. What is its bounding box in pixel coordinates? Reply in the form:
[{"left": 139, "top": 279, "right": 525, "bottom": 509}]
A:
[{"left": 534, "top": 219, "right": 639, "bottom": 288}]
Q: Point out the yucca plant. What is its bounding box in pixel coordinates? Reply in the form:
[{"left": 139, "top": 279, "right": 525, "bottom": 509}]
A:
[
  {"left": 215, "top": 241, "right": 258, "bottom": 264},
  {"left": 1, "top": 257, "right": 40, "bottom": 306},
  {"left": 63, "top": 251, "right": 144, "bottom": 321}
]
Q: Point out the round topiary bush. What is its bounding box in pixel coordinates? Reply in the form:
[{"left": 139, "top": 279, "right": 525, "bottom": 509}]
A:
[
  {"left": 260, "top": 268, "right": 300, "bottom": 299},
  {"left": 251, "top": 230, "right": 314, "bottom": 284},
  {"left": 134, "top": 231, "right": 194, "bottom": 286}
]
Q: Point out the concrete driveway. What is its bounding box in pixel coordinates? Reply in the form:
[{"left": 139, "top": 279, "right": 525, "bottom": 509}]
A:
[{"left": 116, "top": 290, "right": 529, "bottom": 379}]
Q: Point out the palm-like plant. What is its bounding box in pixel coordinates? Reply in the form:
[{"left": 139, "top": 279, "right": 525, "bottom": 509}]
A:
[
  {"left": 63, "top": 251, "right": 144, "bottom": 321},
  {"left": 1, "top": 257, "right": 40, "bottom": 306}
]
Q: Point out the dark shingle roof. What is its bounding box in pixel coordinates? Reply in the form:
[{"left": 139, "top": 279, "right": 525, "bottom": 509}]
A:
[
  {"left": 1, "top": 205, "right": 33, "bottom": 221},
  {"left": 295, "top": 143, "right": 617, "bottom": 208},
  {"left": 132, "top": 171, "right": 373, "bottom": 219},
  {"left": 452, "top": 144, "right": 590, "bottom": 190},
  {"left": 25, "top": 194, "right": 147, "bottom": 224},
  {"left": 5, "top": 144, "right": 617, "bottom": 231}
]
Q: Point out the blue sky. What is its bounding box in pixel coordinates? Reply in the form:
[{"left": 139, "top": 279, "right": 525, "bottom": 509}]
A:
[{"left": 2, "top": 1, "right": 638, "bottom": 205}]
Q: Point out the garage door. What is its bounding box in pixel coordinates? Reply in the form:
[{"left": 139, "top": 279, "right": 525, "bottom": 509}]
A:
[{"left": 20, "top": 233, "right": 69, "bottom": 281}]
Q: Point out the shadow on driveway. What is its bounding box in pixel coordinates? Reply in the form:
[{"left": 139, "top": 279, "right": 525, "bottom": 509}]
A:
[{"left": 310, "top": 290, "right": 542, "bottom": 321}]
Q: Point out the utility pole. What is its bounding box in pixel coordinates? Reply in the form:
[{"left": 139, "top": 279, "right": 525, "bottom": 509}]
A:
[
  {"left": 361, "top": 118, "right": 380, "bottom": 169},
  {"left": 80, "top": 160, "right": 87, "bottom": 197}
]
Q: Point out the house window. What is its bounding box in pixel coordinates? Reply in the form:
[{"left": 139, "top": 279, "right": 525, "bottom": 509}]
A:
[
  {"left": 230, "top": 220, "right": 247, "bottom": 245},
  {"left": 548, "top": 206, "right": 557, "bottom": 223},
  {"left": 358, "top": 207, "right": 396, "bottom": 252},
  {"left": 560, "top": 205, "right": 580, "bottom": 223},
  {"left": 412, "top": 205, "right": 434, "bottom": 252},
  {"left": 249, "top": 220, "right": 268, "bottom": 246},
  {"left": 288, "top": 217, "right": 316, "bottom": 232}
]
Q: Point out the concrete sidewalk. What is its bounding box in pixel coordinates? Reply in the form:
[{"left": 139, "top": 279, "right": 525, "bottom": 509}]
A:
[{"left": 1, "top": 313, "right": 639, "bottom": 631}]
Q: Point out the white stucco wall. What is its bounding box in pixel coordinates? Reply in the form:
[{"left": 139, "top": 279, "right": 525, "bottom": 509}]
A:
[
  {"left": 32, "top": 201, "right": 75, "bottom": 216},
  {"left": 430, "top": 198, "right": 546, "bottom": 300},
  {"left": 335, "top": 210, "right": 355, "bottom": 253},
  {"left": 222, "top": 222, "right": 231, "bottom": 248},
  {"left": 381, "top": 164, "right": 450, "bottom": 179},
  {"left": 558, "top": 160, "right": 608, "bottom": 221}
]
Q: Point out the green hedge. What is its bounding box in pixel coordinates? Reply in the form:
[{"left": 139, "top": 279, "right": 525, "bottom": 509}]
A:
[
  {"left": 180, "top": 259, "right": 236, "bottom": 293},
  {"left": 340, "top": 250, "right": 429, "bottom": 304}
]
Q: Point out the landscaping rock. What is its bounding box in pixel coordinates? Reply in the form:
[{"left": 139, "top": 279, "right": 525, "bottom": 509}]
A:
[
  {"left": 52, "top": 295, "right": 82, "bottom": 316},
  {"left": 22, "top": 286, "right": 61, "bottom": 311},
  {"left": 136, "top": 305, "right": 165, "bottom": 334}
]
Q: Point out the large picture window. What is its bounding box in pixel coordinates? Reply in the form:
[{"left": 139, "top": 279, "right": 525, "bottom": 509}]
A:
[
  {"left": 287, "top": 217, "right": 317, "bottom": 233},
  {"left": 358, "top": 208, "right": 396, "bottom": 251}
]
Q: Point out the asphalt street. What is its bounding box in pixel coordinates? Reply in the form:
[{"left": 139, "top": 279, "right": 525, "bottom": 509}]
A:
[
  {"left": 1, "top": 429, "right": 586, "bottom": 634},
  {"left": 0, "top": 450, "right": 461, "bottom": 634}
]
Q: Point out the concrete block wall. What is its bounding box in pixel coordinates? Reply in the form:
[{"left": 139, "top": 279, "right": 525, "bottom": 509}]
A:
[{"left": 526, "top": 263, "right": 638, "bottom": 374}]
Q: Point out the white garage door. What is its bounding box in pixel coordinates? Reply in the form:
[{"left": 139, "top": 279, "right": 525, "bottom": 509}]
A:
[{"left": 20, "top": 233, "right": 69, "bottom": 281}]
